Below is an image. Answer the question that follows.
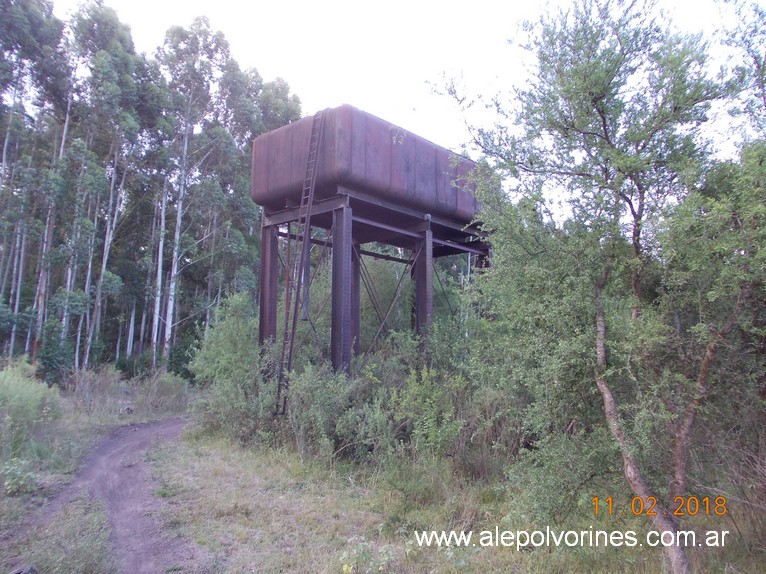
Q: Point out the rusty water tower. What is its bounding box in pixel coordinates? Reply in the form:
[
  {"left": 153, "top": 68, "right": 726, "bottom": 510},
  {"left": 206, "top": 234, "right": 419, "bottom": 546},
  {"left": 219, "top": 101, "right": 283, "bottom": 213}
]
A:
[{"left": 252, "top": 105, "right": 489, "bottom": 410}]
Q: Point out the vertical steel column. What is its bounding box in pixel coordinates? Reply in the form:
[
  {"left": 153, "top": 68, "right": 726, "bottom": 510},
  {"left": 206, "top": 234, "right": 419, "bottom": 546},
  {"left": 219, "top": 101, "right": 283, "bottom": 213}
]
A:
[
  {"left": 332, "top": 206, "right": 353, "bottom": 373},
  {"left": 351, "top": 248, "right": 361, "bottom": 356},
  {"left": 258, "top": 223, "right": 279, "bottom": 346},
  {"left": 413, "top": 221, "right": 433, "bottom": 337}
]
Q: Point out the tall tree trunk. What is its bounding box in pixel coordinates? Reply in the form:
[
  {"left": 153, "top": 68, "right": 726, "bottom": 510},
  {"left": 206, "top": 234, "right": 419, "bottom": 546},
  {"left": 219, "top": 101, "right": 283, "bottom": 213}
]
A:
[
  {"left": 7, "top": 222, "right": 27, "bottom": 356},
  {"left": 115, "top": 314, "right": 122, "bottom": 362},
  {"left": 593, "top": 261, "right": 691, "bottom": 574},
  {"left": 25, "top": 214, "right": 46, "bottom": 356},
  {"left": 0, "top": 82, "right": 20, "bottom": 191},
  {"left": 61, "top": 161, "right": 90, "bottom": 341},
  {"left": 31, "top": 200, "right": 56, "bottom": 361},
  {"left": 59, "top": 94, "right": 72, "bottom": 162},
  {"left": 138, "top": 293, "right": 148, "bottom": 355},
  {"left": 0, "top": 233, "right": 12, "bottom": 304},
  {"left": 74, "top": 313, "right": 84, "bottom": 371},
  {"left": 151, "top": 183, "right": 168, "bottom": 370},
  {"left": 85, "top": 144, "right": 128, "bottom": 367},
  {"left": 126, "top": 299, "right": 136, "bottom": 358},
  {"left": 82, "top": 192, "right": 101, "bottom": 368},
  {"left": 204, "top": 211, "right": 218, "bottom": 338},
  {"left": 162, "top": 124, "right": 191, "bottom": 365}
]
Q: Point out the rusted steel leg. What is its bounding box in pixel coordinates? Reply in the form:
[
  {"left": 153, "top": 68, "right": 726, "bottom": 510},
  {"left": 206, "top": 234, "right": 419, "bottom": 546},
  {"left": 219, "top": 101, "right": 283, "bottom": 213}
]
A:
[
  {"left": 332, "top": 206, "right": 353, "bottom": 374},
  {"left": 259, "top": 223, "right": 279, "bottom": 346},
  {"left": 413, "top": 224, "right": 433, "bottom": 338},
  {"left": 351, "top": 247, "right": 361, "bottom": 356}
]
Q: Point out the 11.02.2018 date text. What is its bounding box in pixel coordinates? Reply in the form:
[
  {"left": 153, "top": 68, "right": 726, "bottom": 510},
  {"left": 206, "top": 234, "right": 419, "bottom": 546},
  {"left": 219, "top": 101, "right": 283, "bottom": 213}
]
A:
[{"left": 592, "top": 496, "right": 727, "bottom": 517}]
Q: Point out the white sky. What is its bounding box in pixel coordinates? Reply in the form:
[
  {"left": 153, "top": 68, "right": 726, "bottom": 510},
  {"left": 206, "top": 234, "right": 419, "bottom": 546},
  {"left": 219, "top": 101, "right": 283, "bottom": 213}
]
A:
[{"left": 51, "top": 0, "right": 750, "bottom": 157}]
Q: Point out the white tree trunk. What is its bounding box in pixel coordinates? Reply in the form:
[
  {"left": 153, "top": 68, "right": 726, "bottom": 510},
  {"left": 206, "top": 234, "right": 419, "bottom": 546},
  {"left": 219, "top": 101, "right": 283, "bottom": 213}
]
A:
[
  {"left": 151, "top": 184, "right": 168, "bottom": 370},
  {"left": 162, "top": 124, "right": 191, "bottom": 365}
]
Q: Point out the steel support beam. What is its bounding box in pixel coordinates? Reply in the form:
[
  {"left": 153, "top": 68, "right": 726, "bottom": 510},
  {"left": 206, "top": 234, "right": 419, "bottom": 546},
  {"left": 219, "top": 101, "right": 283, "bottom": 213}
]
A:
[
  {"left": 332, "top": 206, "right": 353, "bottom": 373},
  {"left": 258, "top": 223, "right": 279, "bottom": 346},
  {"left": 263, "top": 194, "right": 349, "bottom": 227},
  {"left": 351, "top": 248, "right": 361, "bottom": 356},
  {"left": 412, "top": 222, "right": 433, "bottom": 337}
]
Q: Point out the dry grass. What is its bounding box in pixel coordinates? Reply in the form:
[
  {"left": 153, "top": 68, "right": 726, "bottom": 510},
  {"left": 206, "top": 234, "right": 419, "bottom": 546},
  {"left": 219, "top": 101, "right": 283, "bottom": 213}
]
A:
[
  {"left": 0, "top": 362, "right": 196, "bottom": 574},
  {"left": 148, "top": 435, "right": 386, "bottom": 573},
  {"left": 1, "top": 497, "right": 116, "bottom": 574},
  {"left": 145, "top": 432, "right": 765, "bottom": 574}
]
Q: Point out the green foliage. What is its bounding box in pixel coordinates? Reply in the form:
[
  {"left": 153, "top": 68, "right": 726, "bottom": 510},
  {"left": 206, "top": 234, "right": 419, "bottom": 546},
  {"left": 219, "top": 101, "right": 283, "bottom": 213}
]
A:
[
  {"left": 340, "top": 536, "right": 396, "bottom": 574},
  {"left": 395, "top": 368, "right": 463, "bottom": 457},
  {"left": 287, "top": 364, "right": 350, "bottom": 462},
  {"left": 505, "top": 429, "right": 623, "bottom": 526},
  {"left": 1, "top": 457, "right": 38, "bottom": 496},
  {"left": 167, "top": 328, "right": 198, "bottom": 380},
  {"left": 334, "top": 391, "right": 395, "bottom": 462},
  {"left": 37, "top": 319, "right": 73, "bottom": 386},
  {"left": 0, "top": 362, "right": 60, "bottom": 462},
  {"left": 0, "top": 2, "right": 301, "bottom": 374},
  {"left": 190, "top": 293, "right": 275, "bottom": 443}
]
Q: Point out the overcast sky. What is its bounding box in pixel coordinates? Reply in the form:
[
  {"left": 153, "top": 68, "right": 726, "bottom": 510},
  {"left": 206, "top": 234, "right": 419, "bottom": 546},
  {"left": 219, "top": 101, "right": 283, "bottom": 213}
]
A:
[{"left": 51, "top": 0, "right": 747, "bottom": 157}]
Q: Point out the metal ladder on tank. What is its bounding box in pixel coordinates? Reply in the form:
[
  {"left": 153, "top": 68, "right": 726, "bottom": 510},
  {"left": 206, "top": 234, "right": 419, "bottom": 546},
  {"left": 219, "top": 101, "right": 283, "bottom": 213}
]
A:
[{"left": 275, "top": 110, "right": 324, "bottom": 415}]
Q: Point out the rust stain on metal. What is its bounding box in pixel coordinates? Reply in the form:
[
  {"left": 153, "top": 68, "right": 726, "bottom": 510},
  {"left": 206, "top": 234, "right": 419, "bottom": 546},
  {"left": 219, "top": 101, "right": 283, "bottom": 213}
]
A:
[
  {"left": 252, "top": 104, "right": 479, "bottom": 223},
  {"left": 253, "top": 105, "right": 489, "bottom": 378}
]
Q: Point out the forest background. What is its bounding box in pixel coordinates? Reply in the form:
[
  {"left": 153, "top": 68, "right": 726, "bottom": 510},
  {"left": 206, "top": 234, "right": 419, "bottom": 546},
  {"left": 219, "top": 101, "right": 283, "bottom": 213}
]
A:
[{"left": 1, "top": 0, "right": 765, "bottom": 573}]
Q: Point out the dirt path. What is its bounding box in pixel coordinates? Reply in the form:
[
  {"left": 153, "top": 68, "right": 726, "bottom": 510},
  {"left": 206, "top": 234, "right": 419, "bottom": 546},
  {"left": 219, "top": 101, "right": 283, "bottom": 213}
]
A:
[{"left": 45, "top": 418, "right": 211, "bottom": 573}]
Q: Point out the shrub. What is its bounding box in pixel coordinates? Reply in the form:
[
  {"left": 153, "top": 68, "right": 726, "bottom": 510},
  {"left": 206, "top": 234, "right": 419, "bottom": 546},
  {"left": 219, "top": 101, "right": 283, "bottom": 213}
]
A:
[
  {"left": 394, "top": 368, "right": 463, "bottom": 458},
  {"left": 68, "top": 365, "right": 126, "bottom": 416},
  {"left": 287, "top": 364, "right": 350, "bottom": 462},
  {"left": 504, "top": 428, "right": 623, "bottom": 526},
  {"left": 133, "top": 371, "right": 190, "bottom": 416},
  {"left": 0, "top": 362, "right": 61, "bottom": 462},
  {"left": 37, "top": 319, "right": 72, "bottom": 386},
  {"left": 190, "top": 294, "right": 275, "bottom": 443}
]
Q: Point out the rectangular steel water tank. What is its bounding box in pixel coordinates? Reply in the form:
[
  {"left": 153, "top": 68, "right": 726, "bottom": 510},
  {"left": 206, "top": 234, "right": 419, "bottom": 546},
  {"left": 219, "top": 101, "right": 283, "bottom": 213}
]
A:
[{"left": 252, "top": 104, "right": 478, "bottom": 223}]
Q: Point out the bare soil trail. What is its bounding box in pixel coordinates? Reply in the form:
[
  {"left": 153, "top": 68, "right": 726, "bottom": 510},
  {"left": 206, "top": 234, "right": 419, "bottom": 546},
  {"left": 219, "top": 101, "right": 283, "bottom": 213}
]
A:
[{"left": 43, "top": 417, "right": 211, "bottom": 573}]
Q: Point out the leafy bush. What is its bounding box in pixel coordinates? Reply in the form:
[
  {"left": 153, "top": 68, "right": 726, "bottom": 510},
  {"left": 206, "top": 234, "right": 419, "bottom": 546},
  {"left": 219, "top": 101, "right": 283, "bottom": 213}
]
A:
[
  {"left": 395, "top": 368, "right": 463, "bottom": 457},
  {"left": 190, "top": 294, "right": 275, "bottom": 443},
  {"left": 504, "top": 428, "right": 623, "bottom": 526},
  {"left": 287, "top": 364, "right": 350, "bottom": 462},
  {"left": 334, "top": 393, "right": 395, "bottom": 462},
  {"left": 0, "top": 362, "right": 61, "bottom": 461},
  {"left": 37, "top": 319, "right": 73, "bottom": 386},
  {"left": 1, "top": 458, "right": 38, "bottom": 495}
]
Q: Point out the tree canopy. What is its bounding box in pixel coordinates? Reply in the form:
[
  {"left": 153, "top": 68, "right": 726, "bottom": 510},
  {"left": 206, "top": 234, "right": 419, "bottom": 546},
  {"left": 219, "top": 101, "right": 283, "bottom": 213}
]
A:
[{"left": 0, "top": 0, "right": 301, "bottom": 376}]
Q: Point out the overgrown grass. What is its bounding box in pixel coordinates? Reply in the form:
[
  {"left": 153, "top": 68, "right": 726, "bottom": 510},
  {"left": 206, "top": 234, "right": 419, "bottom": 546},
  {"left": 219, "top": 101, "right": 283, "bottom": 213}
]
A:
[
  {"left": 147, "top": 434, "right": 383, "bottom": 573},
  {"left": 144, "top": 429, "right": 764, "bottom": 574},
  {"left": 6, "top": 497, "right": 117, "bottom": 574},
  {"left": 0, "top": 359, "right": 194, "bottom": 573},
  {"left": 1, "top": 352, "right": 762, "bottom": 573},
  {"left": 0, "top": 360, "right": 192, "bottom": 498}
]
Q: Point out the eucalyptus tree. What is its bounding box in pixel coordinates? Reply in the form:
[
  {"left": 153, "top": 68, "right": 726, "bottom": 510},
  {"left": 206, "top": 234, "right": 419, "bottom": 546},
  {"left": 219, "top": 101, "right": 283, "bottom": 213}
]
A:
[
  {"left": 1, "top": 2, "right": 302, "bottom": 371},
  {"left": 260, "top": 78, "right": 301, "bottom": 133},
  {"left": 68, "top": 0, "right": 143, "bottom": 367},
  {"left": 0, "top": 0, "right": 69, "bottom": 358},
  {"left": 470, "top": 1, "right": 727, "bottom": 571},
  {"left": 154, "top": 17, "right": 233, "bottom": 368},
  {"left": 154, "top": 18, "right": 300, "bottom": 368}
]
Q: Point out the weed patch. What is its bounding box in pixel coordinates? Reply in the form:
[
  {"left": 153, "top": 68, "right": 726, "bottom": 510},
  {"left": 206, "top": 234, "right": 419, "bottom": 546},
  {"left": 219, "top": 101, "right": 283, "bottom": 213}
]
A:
[{"left": 2, "top": 498, "right": 116, "bottom": 574}]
